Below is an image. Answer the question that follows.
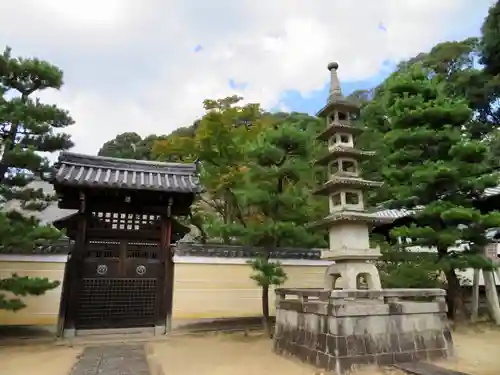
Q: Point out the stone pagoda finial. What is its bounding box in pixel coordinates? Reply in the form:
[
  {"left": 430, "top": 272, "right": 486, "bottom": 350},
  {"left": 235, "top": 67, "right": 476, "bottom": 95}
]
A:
[{"left": 327, "top": 62, "right": 342, "bottom": 103}]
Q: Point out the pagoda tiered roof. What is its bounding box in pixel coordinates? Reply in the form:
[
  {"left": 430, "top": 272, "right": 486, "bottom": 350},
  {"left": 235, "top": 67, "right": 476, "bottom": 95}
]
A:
[
  {"left": 316, "top": 98, "right": 360, "bottom": 118},
  {"left": 317, "top": 122, "right": 364, "bottom": 141},
  {"left": 314, "top": 176, "right": 383, "bottom": 196},
  {"left": 315, "top": 146, "right": 375, "bottom": 166},
  {"left": 308, "top": 210, "right": 393, "bottom": 229}
]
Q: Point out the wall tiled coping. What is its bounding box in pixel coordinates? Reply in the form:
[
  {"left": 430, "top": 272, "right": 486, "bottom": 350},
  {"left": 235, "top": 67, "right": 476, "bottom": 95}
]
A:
[
  {"left": 0, "top": 254, "right": 330, "bottom": 267},
  {"left": 175, "top": 243, "right": 323, "bottom": 260},
  {"left": 1, "top": 243, "right": 325, "bottom": 260}
]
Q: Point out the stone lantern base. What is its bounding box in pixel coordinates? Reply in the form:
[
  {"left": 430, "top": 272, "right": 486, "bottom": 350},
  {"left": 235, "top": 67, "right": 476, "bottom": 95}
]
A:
[{"left": 273, "top": 288, "right": 453, "bottom": 374}]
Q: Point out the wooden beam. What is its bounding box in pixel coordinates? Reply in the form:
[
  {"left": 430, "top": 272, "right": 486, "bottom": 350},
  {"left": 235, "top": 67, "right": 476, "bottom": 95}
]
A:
[{"left": 64, "top": 210, "right": 87, "bottom": 334}]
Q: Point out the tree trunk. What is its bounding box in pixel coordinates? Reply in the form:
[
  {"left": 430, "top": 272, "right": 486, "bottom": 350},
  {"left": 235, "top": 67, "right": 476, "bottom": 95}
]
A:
[
  {"left": 0, "top": 100, "right": 23, "bottom": 184},
  {"left": 222, "top": 197, "right": 230, "bottom": 244},
  {"left": 444, "top": 268, "right": 460, "bottom": 320},
  {"left": 471, "top": 268, "right": 480, "bottom": 322},
  {"left": 483, "top": 269, "right": 500, "bottom": 325},
  {"left": 261, "top": 284, "right": 271, "bottom": 338},
  {"left": 0, "top": 163, "right": 8, "bottom": 183}
]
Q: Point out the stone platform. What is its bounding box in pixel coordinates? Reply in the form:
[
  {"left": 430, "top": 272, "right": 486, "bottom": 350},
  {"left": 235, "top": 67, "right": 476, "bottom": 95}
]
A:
[{"left": 273, "top": 288, "right": 453, "bottom": 374}]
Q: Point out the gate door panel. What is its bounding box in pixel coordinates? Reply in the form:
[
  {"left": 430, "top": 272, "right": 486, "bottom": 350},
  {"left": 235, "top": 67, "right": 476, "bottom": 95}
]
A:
[{"left": 75, "top": 241, "right": 162, "bottom": 329}]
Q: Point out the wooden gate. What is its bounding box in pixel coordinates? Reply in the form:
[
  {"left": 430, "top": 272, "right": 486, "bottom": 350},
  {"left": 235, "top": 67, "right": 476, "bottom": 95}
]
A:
[
  {"left": 50, "top": 152, "right": 200, "bottom": 334},
  {"left": 75, "top": 240, "right": 163, "bottom": 329}
]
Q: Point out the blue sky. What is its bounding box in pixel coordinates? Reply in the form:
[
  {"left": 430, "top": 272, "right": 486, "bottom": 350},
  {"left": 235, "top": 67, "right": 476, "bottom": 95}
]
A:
[
  {"left": 274, "top": 5, "right": 491, "bottom": 115},
  {"left": 277, "top": 68, "right": 394, "bottom": 114}
]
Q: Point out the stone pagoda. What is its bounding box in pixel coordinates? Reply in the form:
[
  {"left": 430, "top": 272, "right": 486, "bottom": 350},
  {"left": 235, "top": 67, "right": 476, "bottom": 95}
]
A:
[
  {"left": 311, "top": 62, "right": 385, "bottom": 290},
  {"left": 273, "top": 61, "right": 453, "bottom": 374}
]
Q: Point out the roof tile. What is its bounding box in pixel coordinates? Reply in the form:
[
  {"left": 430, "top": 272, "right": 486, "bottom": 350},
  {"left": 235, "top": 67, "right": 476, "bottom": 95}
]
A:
[{"left": 53, "top": 152, "right": 201, "bottom": 193}]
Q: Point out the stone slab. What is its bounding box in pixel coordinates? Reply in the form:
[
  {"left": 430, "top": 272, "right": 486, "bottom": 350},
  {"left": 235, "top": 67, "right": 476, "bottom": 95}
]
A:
[
  {"left": 394, "top": 362, "right": 471, "bottom": 375},
  {"left": 273, "top": 288, "right": 453, "bottom": 374},
  {"left": 69, "top": 344, "right": 150, "bottom": 375}
]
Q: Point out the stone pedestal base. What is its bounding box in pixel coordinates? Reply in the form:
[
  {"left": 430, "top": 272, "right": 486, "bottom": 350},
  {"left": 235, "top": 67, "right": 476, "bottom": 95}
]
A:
[{"left": 273, "top": 288, "right": 452, "bottom": 374}]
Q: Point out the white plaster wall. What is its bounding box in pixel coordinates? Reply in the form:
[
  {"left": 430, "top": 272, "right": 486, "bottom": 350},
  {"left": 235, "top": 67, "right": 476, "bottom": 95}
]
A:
[{"left": 0, "top": 254, "right": 331, "bottom": 326}]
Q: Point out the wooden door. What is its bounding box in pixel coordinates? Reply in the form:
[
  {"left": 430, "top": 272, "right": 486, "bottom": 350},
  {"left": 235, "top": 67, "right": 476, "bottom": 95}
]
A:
[{"left": 75, "top": 240, "right": 162, "bottom": 329}]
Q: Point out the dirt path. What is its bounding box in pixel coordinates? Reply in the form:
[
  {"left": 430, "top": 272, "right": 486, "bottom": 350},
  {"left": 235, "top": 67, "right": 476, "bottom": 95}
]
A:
[
  {"left": 1, "top": 326, "right": 499, "bottom": 375},
  {"left": 149, "top": 333, "right": 317, "bottom": 375},
  {"left": 434, "top": 326, "right": 500, "bottom": 375},
  {"left": 0, "top": 345, "right": 81, "bottom": 375},
  {"left": 148, "top": 328, "right": 500, "bottom": 375},
  {"left": 147, "top": 333, "right": 404, "bottom": 375}
]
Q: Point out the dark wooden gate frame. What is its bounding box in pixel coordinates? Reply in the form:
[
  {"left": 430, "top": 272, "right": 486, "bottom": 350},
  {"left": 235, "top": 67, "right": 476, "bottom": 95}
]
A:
[{"left": 50, "top": 152, "right": 200, "bottom": 336}]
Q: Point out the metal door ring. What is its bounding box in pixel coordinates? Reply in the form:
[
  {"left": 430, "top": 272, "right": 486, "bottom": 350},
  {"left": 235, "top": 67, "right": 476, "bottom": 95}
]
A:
[
  {"left": 96, "top": 264, "right": 108, "bottom": 275},
  {"left": 136, "top": 265, "right": 146, "bottom": 275}
]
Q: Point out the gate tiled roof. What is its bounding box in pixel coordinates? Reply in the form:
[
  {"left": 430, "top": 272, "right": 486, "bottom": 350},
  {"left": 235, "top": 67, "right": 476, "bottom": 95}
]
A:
[{"left": 52, "top": 152, "right": 201, "bottom": 193}]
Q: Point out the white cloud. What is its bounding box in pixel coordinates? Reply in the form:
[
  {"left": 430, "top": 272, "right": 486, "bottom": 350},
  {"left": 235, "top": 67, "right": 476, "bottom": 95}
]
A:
[{"left": 0, "top": 0, "right": 495, "bottom": 155}]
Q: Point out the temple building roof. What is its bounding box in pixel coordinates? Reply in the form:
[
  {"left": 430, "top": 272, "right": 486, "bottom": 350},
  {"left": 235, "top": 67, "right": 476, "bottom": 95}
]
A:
[{"left": 51, "top": 152, "right": 201, "bottom": 193}]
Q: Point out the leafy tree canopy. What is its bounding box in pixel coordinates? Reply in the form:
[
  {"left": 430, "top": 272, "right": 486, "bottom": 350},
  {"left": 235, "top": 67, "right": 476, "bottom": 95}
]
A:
[
  {"left": 481, "top": 0, "right": 500, "bottom": 76},
  {"left": 98, "top": 132, "right": 167, "bottom": 160}
]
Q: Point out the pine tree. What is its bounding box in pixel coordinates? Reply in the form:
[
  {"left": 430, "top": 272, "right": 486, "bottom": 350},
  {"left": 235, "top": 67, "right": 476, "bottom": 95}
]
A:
[
  {"left": 378, "top": 64, "right": 500, "bottom": 318},
  {"left": 213, "top": 113, "right": 327, "bottom": 336},
  {"left": 0, "top": 46, "right": 74, "bottom": 311},
  {"left": 481, "top": 0, "right": 500, "bottom": 76}
]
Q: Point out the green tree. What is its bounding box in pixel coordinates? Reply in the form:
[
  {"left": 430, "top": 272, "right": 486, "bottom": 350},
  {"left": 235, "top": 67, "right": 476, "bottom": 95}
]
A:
[
  {"left": 481, "top": 0, "right": 500, "bottom": 76},
  {"left": 248, "top": 256, "right": 287, "bottom": 336},
  {"left": 403, "top": 38, "right": 500, "bottom": 140},
  {"left": 153, "top": 96, "right": 268, "bottom": 243},
  {"left": 0, "top": 272, "right": 60, "bottom": 311},
  {"left": 0, "top": 46, "right": 73, "bottom": 310},
  {"left": 359, "top": 31, "right": 500, "bottom": 300},
  {"left": 210, "top": 112, "right": 327, "bottom": 335},
  {"left": 374, "top": 236, "right": 442, "bottom": 289},
  {"left": 364, "top": 38, "right": 500, "bottom": 145},
  {"left": 98, "top": 132, "right": 166, "bottom": 160},
  {"left": 377, "top": 64, "right": 500, "bottom": 318}
]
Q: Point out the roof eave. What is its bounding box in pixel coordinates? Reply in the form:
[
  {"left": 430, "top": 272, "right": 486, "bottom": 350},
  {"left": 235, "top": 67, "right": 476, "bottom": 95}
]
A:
[
  {"left": 317, "top": 124, "right": 364, "bottom": 141},
  {"left": 307, "top": 214, "right": 391, "bottom": 229},
  {"left": 315, "top": 150, "right": 375, "bottom": 166},
  {"left": 313, "top": 180, "right": 383, "bottom": 195},
  {"left": 52, "top": 179, "right": 201, "bottom": 194},
  {"left": 316, "top": 101, "right": 360, "bottom": 118},
  {"left": 57, "top": 151, "right": 198, "bottom": 174}
]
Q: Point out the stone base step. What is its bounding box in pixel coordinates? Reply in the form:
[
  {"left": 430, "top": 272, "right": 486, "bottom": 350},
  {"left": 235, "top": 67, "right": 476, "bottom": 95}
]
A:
[
  {"left": 59, "top": 328, "right": 156, "bottom": 346},
  {"left": 394, "top": 362, "right": 471, "bottom": 375},
  {"left": 75, "top": 327, "right": 155, "bottom": 337}
]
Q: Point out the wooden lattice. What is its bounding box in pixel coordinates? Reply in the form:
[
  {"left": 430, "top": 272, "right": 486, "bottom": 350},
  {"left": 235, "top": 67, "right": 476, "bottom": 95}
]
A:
[
  {"left": 76, "top": 278, "right": 158, "bottom": 329},
  {"left": 90, "top": 212, "right": 160, "bottom": 231}
]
